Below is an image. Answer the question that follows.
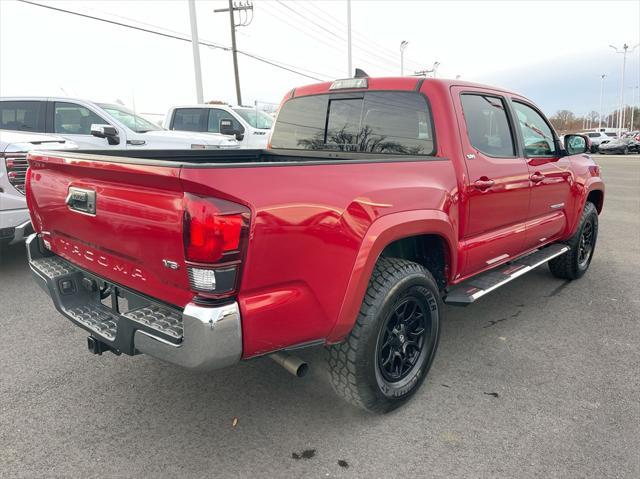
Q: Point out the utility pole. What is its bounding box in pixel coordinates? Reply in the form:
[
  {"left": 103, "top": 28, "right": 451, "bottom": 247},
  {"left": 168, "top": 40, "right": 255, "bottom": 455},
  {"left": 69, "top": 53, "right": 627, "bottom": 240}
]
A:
[
  {"left": 347, "top": 0, "right": 352, "bottom": 77},
  {"left": 188, "top": 0, "right": 204, "bottom": 103},
  {"left": 610, "top": 43, "right": 639, "bottom": 135},
  {"left": 414, "top": 62, "right": 440, "bottom": 78},
  {"left": 214, "top": 1, "right": 254, "bottom": 105},
  {"left": 598, "top": 74, "right": 605, "bottom": 129},
  {"left": 400, "top": 41, "right": 408, "bottom": 76}
]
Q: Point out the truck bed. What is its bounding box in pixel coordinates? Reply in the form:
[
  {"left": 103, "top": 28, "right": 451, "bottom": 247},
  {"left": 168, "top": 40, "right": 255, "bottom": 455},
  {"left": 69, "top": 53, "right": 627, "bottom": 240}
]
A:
[{"left": 52, "top": 148, "right": 436, "bottom": 167}]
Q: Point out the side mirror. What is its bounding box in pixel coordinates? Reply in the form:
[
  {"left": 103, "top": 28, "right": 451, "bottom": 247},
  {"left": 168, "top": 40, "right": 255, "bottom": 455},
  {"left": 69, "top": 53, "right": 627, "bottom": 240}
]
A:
[
  {"left": 91, "top": 124, "right": 120, "bottom": 145},
  {"left": 564, "top": 134, "right": 588, "bottom": 155},
  {"left": 219, "top": 119, "right": 244, "bottom": 141}
]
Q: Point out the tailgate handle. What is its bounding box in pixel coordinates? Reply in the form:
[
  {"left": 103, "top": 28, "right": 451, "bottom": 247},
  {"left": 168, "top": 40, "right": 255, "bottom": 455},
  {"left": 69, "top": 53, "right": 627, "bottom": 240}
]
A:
[{"left": 66, "top": 187, "right": 96, "bottom": 215}]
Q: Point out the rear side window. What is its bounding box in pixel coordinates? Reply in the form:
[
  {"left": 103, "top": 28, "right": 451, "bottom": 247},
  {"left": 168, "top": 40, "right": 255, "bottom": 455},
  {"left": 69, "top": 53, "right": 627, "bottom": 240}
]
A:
[
  {"left": 54, "top": 102, "right": 107, "bottom": 135},
  {"left": 271, "top": 91, "right": 434, "bottom": 155},
  {"left": 460, "top": 94, "right": 515, "bottom": 157},
  {"left": 172, "top": 108, "right": 207, "bottom": 132},
  {"left": 0, "top": 101, "right": 45, "bottom": 132},
  {"left": 587, "top": 133, "right": 599, "bottom": 138}
]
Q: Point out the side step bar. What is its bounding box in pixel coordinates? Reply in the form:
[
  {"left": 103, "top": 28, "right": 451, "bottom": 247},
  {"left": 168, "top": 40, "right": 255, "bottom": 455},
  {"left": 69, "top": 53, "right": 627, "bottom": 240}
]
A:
[{"left": 444, "top": 244, "right": 570, "bottom": 306}]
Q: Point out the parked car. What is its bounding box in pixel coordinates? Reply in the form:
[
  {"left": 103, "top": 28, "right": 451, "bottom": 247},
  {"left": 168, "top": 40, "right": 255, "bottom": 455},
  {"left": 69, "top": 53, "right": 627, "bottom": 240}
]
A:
[
  {"left": 598, "top": 137, "right": 632, "bottom": 154},
  {"left": 1, "top": 130, "right": 77, "bottom": 245},
  {"left": 593, "top": 127, "right": 623, "bottom": 138},
  {"left": 0, "top": 97, "right": 239, "bottom": 150},
  {"left": 25, "top": 77, "right": 604, "bottom": 413},
  {"left": 582, "top": 131, "right": 611, "bottom": 152},
  {"left": 164, "top": 103, "right": 274, "bottom": 148},
  {"left": 627, "top": 138, "right": 640, "bottom": 153}
]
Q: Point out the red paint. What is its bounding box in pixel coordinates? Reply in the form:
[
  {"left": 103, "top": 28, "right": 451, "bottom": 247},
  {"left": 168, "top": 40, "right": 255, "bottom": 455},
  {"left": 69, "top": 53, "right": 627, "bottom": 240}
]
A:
[{"left": 26, "top": 78, "right": 604, "bottom": 359}]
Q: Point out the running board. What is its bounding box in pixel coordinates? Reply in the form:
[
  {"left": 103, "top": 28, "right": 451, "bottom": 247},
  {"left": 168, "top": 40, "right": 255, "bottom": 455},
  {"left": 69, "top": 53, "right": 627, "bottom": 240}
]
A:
[{"left": 444, "top": 244, "right": 570, "bottom": 306}]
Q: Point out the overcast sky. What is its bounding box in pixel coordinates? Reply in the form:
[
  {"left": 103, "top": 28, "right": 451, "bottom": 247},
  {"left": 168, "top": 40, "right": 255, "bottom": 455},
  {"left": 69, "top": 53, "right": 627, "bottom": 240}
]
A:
[{"left": 1, "top": 0, "right": 639, "bottom": 120}]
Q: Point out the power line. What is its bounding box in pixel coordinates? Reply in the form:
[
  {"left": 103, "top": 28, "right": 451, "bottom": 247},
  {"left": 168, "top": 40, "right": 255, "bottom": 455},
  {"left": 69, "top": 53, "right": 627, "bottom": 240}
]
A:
[
  {"left": 271, "top": 1, "right": 397, "bottom": 72},
  {"left": 272, "top": 1, "right": 423, "bottom": 75},
  {"left": 295, "top": 1, "right": 402, "bottom": 63},
  {"left": 263, "top": 2, "right": 397, "bottom": 75},
  {"left": 16, "top": 0, "right": 329, "bottom": 82},
  {"left": 75, "top": 1, "right": 332, "bottom": 81},
  {"left": 301, "top": 0, "right": 425, "bottom": 69},
  {"left": 275, "top": 0, "right": 343, "bottom": 41}
]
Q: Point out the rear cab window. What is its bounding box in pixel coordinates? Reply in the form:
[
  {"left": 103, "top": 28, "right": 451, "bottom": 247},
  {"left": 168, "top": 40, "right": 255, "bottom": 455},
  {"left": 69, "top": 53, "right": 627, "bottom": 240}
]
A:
[
  {"left": 270, "top": 91, "right": 434, "bottom": 155},
  {"left": 0, "top": 101, "right": 46, "bottom": 132}
]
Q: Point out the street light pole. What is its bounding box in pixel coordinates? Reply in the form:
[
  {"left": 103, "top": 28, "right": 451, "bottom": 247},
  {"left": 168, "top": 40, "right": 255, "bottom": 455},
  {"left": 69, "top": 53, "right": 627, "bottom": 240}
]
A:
[
  {"left": 400, "top": 41, "right": 408, "bottom": 76},
  {"left": 187, "top": 0, "right": 204, "bottom": 103},
  {"left": 347, "top": 0, "right": 352, "bottom": 77},
  {"left": 630, "top": 86, "right": 638, "bottom": 131},
  {"left": 610, "top": 43, "right": 640, "bottom": 135},
  {"left": 598, "top": 74, "right": 605, "bottom": 129}
]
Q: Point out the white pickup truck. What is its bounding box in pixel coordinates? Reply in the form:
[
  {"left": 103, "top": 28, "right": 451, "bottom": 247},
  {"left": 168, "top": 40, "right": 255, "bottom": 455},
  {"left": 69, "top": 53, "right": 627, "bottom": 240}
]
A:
[
  {"left": 0, "top": 98, "right": 239, "bottom": 150},
  {"left": 0, "top": 130, "right": 77, "bottom": 245},
  {"left": 164, "top": 103, "right": 274, "bottom": 148}
]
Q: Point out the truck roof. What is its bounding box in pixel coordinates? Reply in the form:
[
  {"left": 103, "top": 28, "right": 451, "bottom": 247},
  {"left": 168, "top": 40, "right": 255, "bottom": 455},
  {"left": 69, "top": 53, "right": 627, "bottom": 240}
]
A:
[{"left": 291, "top": 77, "right": 518, "bottom": 98}]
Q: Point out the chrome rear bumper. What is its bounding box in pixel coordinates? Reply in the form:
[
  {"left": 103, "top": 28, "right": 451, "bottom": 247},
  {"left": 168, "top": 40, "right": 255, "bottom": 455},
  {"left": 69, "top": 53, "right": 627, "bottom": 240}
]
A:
[{"left": 27, "top": 233, "right": 242, "bottom": 371}]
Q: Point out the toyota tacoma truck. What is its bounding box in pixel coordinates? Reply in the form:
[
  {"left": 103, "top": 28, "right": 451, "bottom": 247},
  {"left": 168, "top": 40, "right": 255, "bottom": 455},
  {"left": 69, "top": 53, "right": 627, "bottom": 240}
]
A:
[{"left": 25, "top": 76, "right": 604, "bottom": 413}]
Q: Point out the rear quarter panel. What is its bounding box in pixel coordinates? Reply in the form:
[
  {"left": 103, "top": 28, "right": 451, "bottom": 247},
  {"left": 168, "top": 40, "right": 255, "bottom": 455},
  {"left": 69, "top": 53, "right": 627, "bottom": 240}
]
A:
[{"left": 180, "top": 159, "right": 458, "bottom": 357}]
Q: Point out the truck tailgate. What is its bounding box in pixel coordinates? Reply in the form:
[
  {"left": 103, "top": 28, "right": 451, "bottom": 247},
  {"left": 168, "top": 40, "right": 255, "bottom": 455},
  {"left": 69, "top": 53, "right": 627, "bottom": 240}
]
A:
[{"left": 27, "top": 152, "right": 193, "bottom": 307}]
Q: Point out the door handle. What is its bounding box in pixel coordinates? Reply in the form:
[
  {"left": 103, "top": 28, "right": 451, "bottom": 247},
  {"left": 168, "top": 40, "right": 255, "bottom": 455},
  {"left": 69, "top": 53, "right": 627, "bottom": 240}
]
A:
[
  {"left": 473, "top": 178, "right": 495, "bottom": 190},
  {"left": 530, "top": 172, "right": 545, "bottom": 183}
]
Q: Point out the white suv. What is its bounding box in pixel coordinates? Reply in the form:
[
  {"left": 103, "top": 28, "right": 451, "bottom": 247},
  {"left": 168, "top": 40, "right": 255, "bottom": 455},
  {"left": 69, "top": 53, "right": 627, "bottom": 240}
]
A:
[
  {"left": 1, "top": 130, "right": 77, "bottom": 245},
  {"left": 0, "top": 98, "right": 239, "bottom": 150}
]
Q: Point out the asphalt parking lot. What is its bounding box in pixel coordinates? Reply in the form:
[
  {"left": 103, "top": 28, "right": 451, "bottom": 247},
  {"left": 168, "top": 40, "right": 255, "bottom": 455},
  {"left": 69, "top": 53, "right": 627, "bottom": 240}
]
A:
[{"left": 1, "top": 155, "right": 639, "bottom": 479}]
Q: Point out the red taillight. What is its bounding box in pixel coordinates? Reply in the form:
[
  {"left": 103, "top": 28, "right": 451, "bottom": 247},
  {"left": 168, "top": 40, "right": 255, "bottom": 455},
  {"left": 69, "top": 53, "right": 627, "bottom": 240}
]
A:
[
  {"left": 182, "top": 193, "right": 250, "bottom": 297},
  {"left": 183, "top": 194, "right": 247, "bottom": 263},
  {"left": 187, "top": 211, "right": 243, "bottom": 262}
]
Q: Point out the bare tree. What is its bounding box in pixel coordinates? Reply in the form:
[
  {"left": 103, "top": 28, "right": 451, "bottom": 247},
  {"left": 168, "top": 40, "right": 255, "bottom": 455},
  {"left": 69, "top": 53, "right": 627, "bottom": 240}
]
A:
[{"left": 549, "top": 110, "right": 576, "bottom": 132}]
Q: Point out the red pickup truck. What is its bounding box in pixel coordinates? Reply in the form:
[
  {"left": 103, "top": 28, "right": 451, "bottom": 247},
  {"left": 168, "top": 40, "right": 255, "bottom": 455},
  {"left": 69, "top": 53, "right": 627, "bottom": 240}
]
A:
[{"left": 25, "top": 77, "right": 604, "bottom": 413}]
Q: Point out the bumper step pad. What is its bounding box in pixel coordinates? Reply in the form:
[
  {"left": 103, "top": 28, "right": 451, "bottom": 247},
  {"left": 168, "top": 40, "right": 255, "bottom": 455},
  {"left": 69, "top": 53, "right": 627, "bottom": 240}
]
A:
[
  {"left": 30, "top": 254, "right": 183, "bottom": 346},
  {"left": 445, "top": 244, "right": 570, "bottom": 305},
  {"left": 123, "top": 305, "right": 183, "bottom": 340},
  {"left": 67, "top": 305, "right": 119, "bottom": 341}
]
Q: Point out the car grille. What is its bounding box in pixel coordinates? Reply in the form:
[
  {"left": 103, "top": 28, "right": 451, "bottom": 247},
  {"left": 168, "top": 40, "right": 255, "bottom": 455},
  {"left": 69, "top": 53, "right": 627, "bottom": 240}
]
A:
[{"left": 3, "top": 153, "right": 28, "bottom": 195}]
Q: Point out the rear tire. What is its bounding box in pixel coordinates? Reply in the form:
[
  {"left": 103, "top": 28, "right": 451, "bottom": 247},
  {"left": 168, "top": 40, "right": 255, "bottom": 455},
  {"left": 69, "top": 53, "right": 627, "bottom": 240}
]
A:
[
  {"left": 548, "top": 202, "right": 598, "bottom": 280},
  {"left": 326, "top": 258, "right": 442, "bottom": 413}
]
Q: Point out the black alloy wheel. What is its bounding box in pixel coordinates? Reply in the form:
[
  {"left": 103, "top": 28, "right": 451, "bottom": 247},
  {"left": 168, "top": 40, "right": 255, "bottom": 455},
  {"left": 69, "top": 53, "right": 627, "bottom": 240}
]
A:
[
  {"left": 377, "top": 296, "right": 430, "bottom": 383},
  {"left": 577, "top": 218, "right": 595, "bottom": 269}
]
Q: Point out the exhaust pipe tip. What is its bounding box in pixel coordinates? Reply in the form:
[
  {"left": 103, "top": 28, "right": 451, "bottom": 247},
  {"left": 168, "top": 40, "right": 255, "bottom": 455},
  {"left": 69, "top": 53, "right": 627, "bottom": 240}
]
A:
[{"left": 269, "top": 352, "right": 308, "bottom": 377}]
